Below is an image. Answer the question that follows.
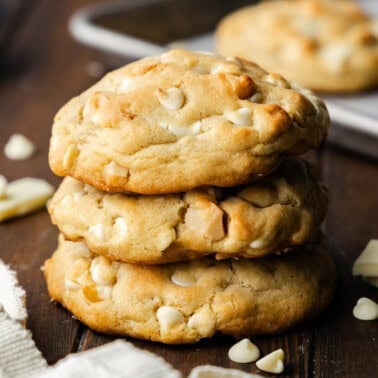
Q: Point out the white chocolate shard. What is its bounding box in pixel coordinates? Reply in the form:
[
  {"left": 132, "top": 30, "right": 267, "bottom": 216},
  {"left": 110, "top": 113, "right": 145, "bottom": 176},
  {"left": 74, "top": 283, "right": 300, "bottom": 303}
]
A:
[
  {"left": 0, "top": 178, "right": 54, "bottom": 222},
  {"left": 352, "top": 240, "right": 378, "bottom": 277},
  {"left": 166, "top": 122, "right": 202, "bottom": 138},
  {"left": 228, "top": 338, "right": 261, "bottom": 363},
  {"left": 353, "top": 297, "right": 378, "bottom": 321},
  {"left": 4, "top": 134, "right": 36, "bottom": 160},
  {"left": 256, "top": 349, "right": 285, "bottom": 374}
]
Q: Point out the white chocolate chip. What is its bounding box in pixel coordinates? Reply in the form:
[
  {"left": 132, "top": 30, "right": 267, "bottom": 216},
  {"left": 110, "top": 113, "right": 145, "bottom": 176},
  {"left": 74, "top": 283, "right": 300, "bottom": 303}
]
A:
[
  {"left": 353, "top": 298, "right": 378, "bottom": 321},
  {"left": 73, "top": 191, "right": 84, "bottom": 202},
  {"left": 226, "top": 108, "right": 253, "bottom": 126},
  {"left": 166, "top": 121, "right": 202, "bottom": 138},
  {"left": 104, "top": 161, "right": 128, "bottom": 182},
  {"left": 90, "top": 256, "right": 117, "bottom": 286},
  {"left": 187, "top": 307, "right": 216, "bottom": 336},
  {"left": 119, "top": 77, "right": 135, "bottom": 92},
  {"left": 262, "top": 74, "right": 290, "bottom": 89},
  {"left": 320, "top": 43, "right": 351, "bottom": 73},
  {"left": 228, "top": 338, "right": 261, "bottom": 363},
  {"left": 157, "top": 306, "right": 184, "bottom": 332},
  {"left": 83, "top": 183, "right": 97, "bottom": 194},
  {"left": 156, "top": 87, "right": 185, "bottom": 111},
  {"left": 0, "top": 178, "right": 54, "bottom": 222},
  {"left": 75, "top": 241, "right": 92, "bottom": 258},
  {"left": 88, "top": 224, "right": 105, "bottom": 241},
  {"left": 64, "top": 278, "right": 81, "bottom": 291},
  {"left": 0, "top": 175, "right": 8, "bottom": 199},
  {"left": 114, "top": 217, "right": 128, "bottom": 237},
  {"left": 171, "top": 272, "right": 195, "bottom": 287},
  {"left": 250, "top": 93, "right": 263, "bottom": 103},
  {"left": 249, "top": 238, "right": 266, "bottom": 249},
  {"left": 96, "top": 285, "right": 113, "bottom": 300},
  {"left": 352, "top": 240, "right": 378, "bottom": 277},
  {"left": 4, "top": 134, "right": 36, "bottom": 160},
  {"left": 256, "top": 349, "right": 285, "bottom": 374},
  {"left": 62, "top": 145, "right": 79, "bottom": 169}
]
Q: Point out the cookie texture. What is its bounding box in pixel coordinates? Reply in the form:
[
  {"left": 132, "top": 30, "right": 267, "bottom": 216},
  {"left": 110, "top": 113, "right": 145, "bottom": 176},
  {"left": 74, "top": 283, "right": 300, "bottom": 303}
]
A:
[
  {"left": 216, "top": 0, "right": 378, "bottom": 92},
  {"left": 49, "top": 158, "right": 327, "bottom": 264},
  {"left": 49, "top": 49, "right": 329, "bottom": 194},
  {"left": 44, "top": 236, "right": 336, "bottom": 344}
]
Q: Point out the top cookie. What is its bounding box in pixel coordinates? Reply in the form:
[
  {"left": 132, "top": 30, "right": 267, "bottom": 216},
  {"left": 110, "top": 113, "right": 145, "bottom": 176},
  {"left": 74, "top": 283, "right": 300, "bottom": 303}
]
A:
[
  {"left": 216, "top": 0, "right": 378, "bottom": 93},
  {"left": 49, "top": 49, "right": 329, "bottom": 194}
]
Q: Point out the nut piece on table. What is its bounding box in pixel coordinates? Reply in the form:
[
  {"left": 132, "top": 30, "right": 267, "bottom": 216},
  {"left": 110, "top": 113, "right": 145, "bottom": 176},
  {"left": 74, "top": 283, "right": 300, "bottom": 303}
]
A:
[
  {"left": 353, "top": 297, "right": 378, "bottom": 321},
  {"left": 256, "top": 348, "right": 285, "bottom": 374},
  {"left": 228, "top": 338, "right": 261, "bottom": 363},
  {"left": 4, "top": 134, "right": 36, "bottom": 160}
]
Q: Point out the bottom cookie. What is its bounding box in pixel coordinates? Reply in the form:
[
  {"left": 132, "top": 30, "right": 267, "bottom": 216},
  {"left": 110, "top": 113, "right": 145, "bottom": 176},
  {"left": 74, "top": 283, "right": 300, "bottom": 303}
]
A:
[{"left": 44, "top": 236, "right": 336, "bottom": 344}]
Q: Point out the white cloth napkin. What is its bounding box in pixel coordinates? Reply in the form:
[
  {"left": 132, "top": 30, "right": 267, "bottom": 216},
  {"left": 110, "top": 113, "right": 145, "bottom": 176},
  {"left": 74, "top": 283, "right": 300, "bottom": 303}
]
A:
[{"left": 0, "top": 259, "right": 261, "bottom": 378}]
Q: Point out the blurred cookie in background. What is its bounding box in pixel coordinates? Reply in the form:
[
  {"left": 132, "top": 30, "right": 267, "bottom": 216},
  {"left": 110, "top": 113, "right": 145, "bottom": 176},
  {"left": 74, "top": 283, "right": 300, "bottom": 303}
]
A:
[{"left": 216, "top": 0, "right": 378, "bottom": 93}]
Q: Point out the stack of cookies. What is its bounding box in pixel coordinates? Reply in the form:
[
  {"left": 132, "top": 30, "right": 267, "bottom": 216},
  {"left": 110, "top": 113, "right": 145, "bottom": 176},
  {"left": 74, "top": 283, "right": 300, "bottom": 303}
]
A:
[{"left": 44, "top": 49, "right": 336, "bottom": 344}]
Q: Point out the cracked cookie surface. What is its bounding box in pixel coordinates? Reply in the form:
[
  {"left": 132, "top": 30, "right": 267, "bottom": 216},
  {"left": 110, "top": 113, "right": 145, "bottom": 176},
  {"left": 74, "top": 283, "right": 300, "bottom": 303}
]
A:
[
  {"left": 216, "top": 0, "right": 378, "bottom": 93},
  {"left": 49, "top": 49, "right": 329, "bottom": 194},
  {"left": 44, "top": 236, "right": 336, "bottom": 344},
  {"left": 48, "top": 158, "right": 327, "bottom": 264}
]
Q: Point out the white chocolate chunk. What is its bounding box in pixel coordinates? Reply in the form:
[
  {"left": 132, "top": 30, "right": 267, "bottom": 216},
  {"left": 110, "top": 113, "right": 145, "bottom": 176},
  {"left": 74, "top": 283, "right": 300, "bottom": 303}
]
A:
[
  {"left": 185, "top": 203, "right": 224, "bottom": 241},
  {"left": 4, "top": 134, "right": 36, "bottom": 160},
  {"left": 187, "top": 307, "right": 216, "bottom": 336},
  {"left": 0, "top": 175, "right": 7, "bottom": 199},
  {"left": 114, "top": 217, "right": 128, "bottom": 237},
  {"left": 228, "top": 338, "right": 261, "bottom": 363},
  {"left": 262, "top": 74, "right": 290, "bottom": 89},
  {"left": 0, "top": 178, "right": 54, "bottom": 222},
  {"left": 353, "top": 298, "right": 378, "bottom": 321},
  {"left": 166, "top": 122, "right": 202, "bottom": 138},
  {"left": 256, "top": 349, "right": 285, "bottom": 374},
  {"left": 88, "top": 224, "right": 105, "bottom": 241},
  {"left": 64, "top": 278, "right": 81, "bottom": 291},
  {"left": 320, "top": 43, "right": 351, "bottom": 73},
  {"left": 352, "top": 240, "right": 378, "bottom": 277},
  {"left": 171, "top": 272, "right": 195, "bottom": 287},
  {"left": 156, "top": 87, "right": 185, "bottom": 111},
  {"left": 249, "top": 238, "right": 266, "bottom": 249},
  {"left": 157, "top": 306, "right": 184, "bottom": 332},
  {"left": 226, "top": 108, "right": 253, "bottom": 126},
  {"left": 62, "top": 145, "right": 79, "bottom": 169},
  {"left": 90, "top": 256, "right": 117, "bottom": 286},
  {"left": 96, "top": 285, "right": 113, "bottom": 300},
  {"left": 75, "top": 241, "right": 92, "bottom": 258},
  {"left": 104, "top": 161, "right": 128, "bottom": 181}
]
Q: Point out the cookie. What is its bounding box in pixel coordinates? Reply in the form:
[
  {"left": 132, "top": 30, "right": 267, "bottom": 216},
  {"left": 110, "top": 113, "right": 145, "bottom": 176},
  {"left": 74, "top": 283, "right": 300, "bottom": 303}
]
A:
[
  {"left": 48, "top": 158, "right": 327, "bottom": 264},
  {"left": 49, "top": 49, "right": 329, "bottom": 194},
  {"left": 216, "top": 0, "right": 378, "bottom": 93},
  {"left": 44, "top": 236, "right": 336, "bottom": 344}
]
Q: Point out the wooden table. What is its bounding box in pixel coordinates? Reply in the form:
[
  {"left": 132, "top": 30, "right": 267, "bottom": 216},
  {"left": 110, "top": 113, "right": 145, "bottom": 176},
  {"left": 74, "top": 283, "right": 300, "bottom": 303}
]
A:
[{"left": 0, "top": 1, "right": 377, "bottom": 377}]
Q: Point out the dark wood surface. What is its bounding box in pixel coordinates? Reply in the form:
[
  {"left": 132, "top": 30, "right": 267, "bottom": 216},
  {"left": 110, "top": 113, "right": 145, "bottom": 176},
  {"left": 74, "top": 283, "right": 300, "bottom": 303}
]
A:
[{"left": 0, "top": 1, "right": 377, "bottom": 377}]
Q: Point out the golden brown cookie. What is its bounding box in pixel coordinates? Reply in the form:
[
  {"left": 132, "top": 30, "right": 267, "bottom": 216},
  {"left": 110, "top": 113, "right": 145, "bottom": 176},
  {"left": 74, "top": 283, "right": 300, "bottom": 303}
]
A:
[
  {"left": 216, "top": 0, "right": 378, "bottom": 93},
  {"left": 48, "top": 158, "right": 327, "bottom": 264},
  {"left": 49, "top": 49, "right": 329, "bottom": 194},
  {"left": 44, "top": 236, "right": 336, "bottom": 344}
]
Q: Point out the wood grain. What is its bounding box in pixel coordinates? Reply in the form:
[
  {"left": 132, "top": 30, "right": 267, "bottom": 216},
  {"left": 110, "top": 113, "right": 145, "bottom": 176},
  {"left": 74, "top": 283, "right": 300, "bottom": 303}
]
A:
[{"left": 0, "top": 1, "right": 377, "bottom": 377}]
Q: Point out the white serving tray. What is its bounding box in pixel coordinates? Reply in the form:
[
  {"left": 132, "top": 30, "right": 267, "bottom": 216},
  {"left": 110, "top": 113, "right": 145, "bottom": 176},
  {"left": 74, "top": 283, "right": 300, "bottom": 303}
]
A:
[{"left": 69, "top": 0, "right": 378, "bottom": 156}]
